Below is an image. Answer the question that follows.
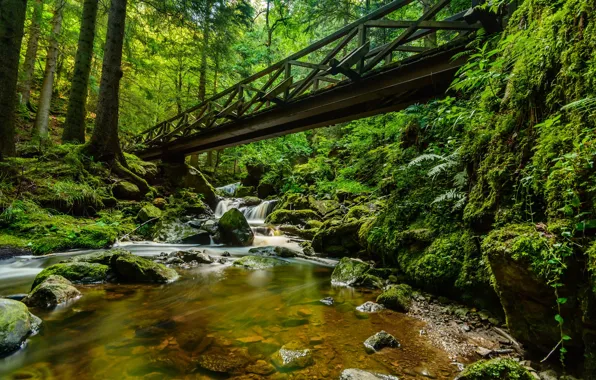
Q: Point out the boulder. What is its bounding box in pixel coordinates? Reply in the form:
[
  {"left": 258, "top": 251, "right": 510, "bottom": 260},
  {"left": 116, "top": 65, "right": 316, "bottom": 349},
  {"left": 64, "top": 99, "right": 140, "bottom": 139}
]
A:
[
  {"left": 376, "top": 284, "right": 412, "bottom": 312},
  {"left": 137, "top": 204, "right": 162, "bottom": 222},
  {"left": 265, "top": 209, "right": 320, "bottom": 225},
  {"left": 457, "top": 358, "right": 534, "bottom": 380},
  {"left": 23, "top": 275, "right": 81, "bottom": 308},
  {"left": 153, "top": 219, "right": 210, "bottom": 244},
  {"left": 233, "top": 256, "right": 287, "bottom": 270},
  {"left": 0, "top": 299, "right": 41, "bottom": 358},
  {"left": 312, "top": 220, "right": 364, "bottom": 257},
  {"left": 171, "top": 249, "right": 213, "bottom": 264},
  {"left": 340, "top": 369, "right": 399, "bottom": 380},
  {"left": 271, "top": 345, "right": 313, "bottom": 370},
  {"left": 278, "top": 225, "right": 318, "bottom": 240},
  {"left": 248, "top": 246, "right": 299, "bottom": 258},
  {"left": 218, "top": 208, "right": 254, "bottom": 246},
  {"left": 160, "top": 162, "right": 217, "bottom": 208},
  {"left": 32, "top": 262, "right": 110, "bottom": 288},
  {"left": 356, "top": 301, "right": 385, "bottom": 313},
  {"left": 363, "top": 331, "right": 400, "bottom": 353},
  {"left": 331, "top": 257, "right": 372, "bottom": 286},
  {"left": 257, "top": 183, "right": 276, "bottom": 199},
  {"left": 113, "top": 181, "right": 142, "bottom": 200},
  {"left": 152, "top": 197, "right": 167, "bottom": 209},
  {"left": 178, "top": 230, "right": 211, "bottom": 245},
  {"left": 112, "top": 254, "right": 178, "bottom": 283}
]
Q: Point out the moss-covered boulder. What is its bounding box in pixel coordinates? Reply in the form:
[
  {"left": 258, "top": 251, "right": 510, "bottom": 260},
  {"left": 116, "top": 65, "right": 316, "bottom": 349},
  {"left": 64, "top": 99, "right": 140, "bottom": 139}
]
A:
[
  {"left": 331, "top": 257, "right": 371, "bottom": 286},
  {"left": 218, "top": 208, "right": 254, "bottom": 246},
  {"left": 376, "top": 284, "right": 412, "bottom": 312},
  {"left": 23, "top": 275, "right": 81, "bottom": 308},
  {"left": 113, "top": 181, "right": 142, "bottom": 200},
  {"left": 137, "top": 204, "right": 162, "bottom": 222},
  {"left": 160, "top": 162, "right": 217, "bottom": 208},
  {"left": 265, "top": 209, "right": 320, "bottom": 225},
  {"left": 233, "top": 255, "right": 287, "bottom": 269},
  {"left": 457, "top": 358, "right": 533, "bottom": 380},
  {"left": 112, "top": 253, "right": 178, "bottom": 283},
  {"left": 0, "top": 299, "right": 41, "bottom": 358},
  {"left": 32, "top": 262, "right": 110, "bottom": 288},
  {"left": 277, "top": 225, "right": 318, "bottom": 240},
  {"left": 312, "top": 220, "right": 364, "bottom": 257}
]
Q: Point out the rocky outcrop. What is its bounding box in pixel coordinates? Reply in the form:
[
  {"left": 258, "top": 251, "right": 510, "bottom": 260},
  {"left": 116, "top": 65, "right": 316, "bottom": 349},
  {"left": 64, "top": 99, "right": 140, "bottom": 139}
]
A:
[
  {"left": 32, "top": 262, "right": 109, "bottom": 288},
  {"left": 363, "top": 330, "right": 400, "bottom": 353},
  {"left": 376, "top": 284, "right": 412, "bottom": 312},
  {"left": 233, "top": 255, "right": 287, "bottom": 269},
  {"left": 339, "top": 369, "right": 398, "bottom": 380},
  {"left": 23, "top": 275, "right": 81, "bottom": 308},
  {"left": 331, "top": 257, "right": 373, "bottom": 286},
  {"left": 312, "top": 220, "right": 363, "bottom": 257},
  {"left": 457, "top": 358, "right": 533, "bottom": 380},
  {"left": 159, "top": 162, "right": 217, "bottom": 208},
  {"left": 218, "top": 208, "right": 254, "bottom": 246},
  {"left": 0, "top": 299, "right": 41, "bottom": 357},
  {"left": 265, "top": 209, "right": 320, "bottom": 225}
]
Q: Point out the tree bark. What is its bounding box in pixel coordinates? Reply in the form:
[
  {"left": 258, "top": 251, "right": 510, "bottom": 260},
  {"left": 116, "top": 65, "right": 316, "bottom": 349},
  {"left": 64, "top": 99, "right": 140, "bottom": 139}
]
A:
[
  {"left": 33, "top": 0, "right": 65, "bottom": 141},
  {"left": 197, "top": 0, "right": 212, "bottom": 102},
  {"left": 63, "top": 0, "right": 99, "bottom": 143},
  {"left": 0, "top": 0, "right": 27, "bottom": 159},
  {"left": 19, "top": 0, "right": 41, "bottom": 106}
]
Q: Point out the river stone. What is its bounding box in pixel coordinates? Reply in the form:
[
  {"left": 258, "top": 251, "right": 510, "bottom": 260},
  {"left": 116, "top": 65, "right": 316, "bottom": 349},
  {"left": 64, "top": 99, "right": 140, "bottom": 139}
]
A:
[
  {"left": 179, "top": 230, "right": 211, "bottom": 245},
  {"left": 356, "top": 301, "right": 385, "bottom": 313},
  {"left": 218, "top": 208, "right": 254, "bottom": 246},
  {"left": 32, "top": 262, "right": 110, "bottom": 289},
  {"left": 112, "top": 254, "right": 178, "bottom": 283},
  {"left": 137, "top": 204, "right": 162, "bottom": 222},
  {"left": 195, "top": 353, "right": 249, "bottom": 374},
  {"left": 363, "top": 331, "right": 400, "bottom": 353},
  {"left": 249, "top": 246, "right": 299, "bottom": 258},
  {"left": 233, "top": 255, "right": 287, "bottom": 270},
  {"left": 271, "top": 345, "right": 313, "bottom": 370},
  {"left": 376, "top": 284, "right": 412, "bottom": 312},
  {"left": 320, "top": 297, "right": 334, "bottom": 306},
  {"left": 331, "top": 257, "right": 372, "bottom": 286},
  {"left": 23, "top": 275, "right": 81, "bottom": 308},
  {"left": 340, "top": 369, "right": 399, "bottom": 380},
  {"left": 0, "top": 299, "right": 41, "bottom": 358},
  {"left": 171, "top": 249, "right": 213, "bottom": 264}
]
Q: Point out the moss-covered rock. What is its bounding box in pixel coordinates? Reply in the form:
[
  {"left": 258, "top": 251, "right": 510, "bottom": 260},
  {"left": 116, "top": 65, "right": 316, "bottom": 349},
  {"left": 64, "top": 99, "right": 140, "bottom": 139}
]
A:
[
  {"left": 233, "top": 255, "right": 287, "bottom": 269},
  {"left": 312, "top": 221, "right": 364, "bottom": 257},
  {"left": 457, "top": 358, "right": 534, "bottom": 380},
  {"left": 270, "top": 344, "right": 313, "bottom": 370},
  {"left": 277, "top": 225, "right": 318, "bottom": 240},
  {"left": 218, "top": 208, "right": 254, "bottom": 246},
  {"left": 137, "top": 204, "right": 162, "bottom": 222},
  {"left": 331, "top": 257, "right": 372, "bottom": 286},
  {"left": 32, "top": 262, "right": 110, "bottom": 288},
  {"left": 113, "top": 181, "right": 142, "bottom": 200},
  {"left": 0, "top": 299, "right": 41, "bottom": 358},
  {"left": 23, "top": 275, "right": 81, "bottom": 308},
  {"left": 160, "top": 162, "right": 217, "bottom": 208},
  {"left": 112, "top": 253, "right": 178, "bottom": 283},
  {"left": 376, "top": 284, "right": 412, "bottom": 312},
  {"left": 346, "top": 205, "right": 371, "bottom": 220},
  {"left": 265, "top": 209, "right": 320, "bottom": 225}
]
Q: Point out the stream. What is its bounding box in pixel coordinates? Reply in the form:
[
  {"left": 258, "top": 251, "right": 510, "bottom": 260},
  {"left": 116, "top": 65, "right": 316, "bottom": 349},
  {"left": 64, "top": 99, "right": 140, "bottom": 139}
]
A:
[{"left": 0, "top": 198, "right": 459, "bottom": 379}]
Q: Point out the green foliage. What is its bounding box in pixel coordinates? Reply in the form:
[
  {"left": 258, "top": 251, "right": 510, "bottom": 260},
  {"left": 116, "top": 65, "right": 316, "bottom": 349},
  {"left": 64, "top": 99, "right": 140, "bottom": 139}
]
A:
[{"left": 458, "top": 358, "right": 534, "bottom": 380}]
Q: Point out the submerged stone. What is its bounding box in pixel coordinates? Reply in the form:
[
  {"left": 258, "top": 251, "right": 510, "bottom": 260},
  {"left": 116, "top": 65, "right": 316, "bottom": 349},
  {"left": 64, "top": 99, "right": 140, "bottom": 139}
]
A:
[
  {"left": 457, "top": 358, "right": 534, "bottom": 380},
  {"left": 340, "top": 369, "right": 399, "bottom": 380},
  {"left": 320, "top": 297, "right": 334, "bottom": 306},
  {"left": 23, "top": 275, "right": 81, "bottom": 309},
  {"left": 271, "top": 345, "right": 313, "bottom": 370},
  {"left": 0, "top": 299, "right": 41, "bottom": 358},
  {"left": 233, "top": 255, "right": 287, "bottom": 270},
  {"left": 218, "top": 208, "right": 254, "bottom": 246},
  {"left": 356, "top": 301, "right": 385, "bottom": 313},
  {"left": 376, "top": 284, "right": 413, "bottom": 312},
  {"left": 195, "top": 353, "right": 249, "bottom": 374},
  {"left": 363, "top": 331, "right": 400, "bottom": 353},
  {"left": 331, "top": 257, "right": 371, "bottom": 286}
]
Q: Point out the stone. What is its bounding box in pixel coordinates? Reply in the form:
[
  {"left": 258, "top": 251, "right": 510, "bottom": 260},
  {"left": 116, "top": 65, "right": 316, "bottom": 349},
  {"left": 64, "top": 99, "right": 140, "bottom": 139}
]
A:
[
  {"left": 265, "top": 209, "right": 321, "bottom": 225},
  {"left": 538, "top": 370, "right": 559, "bottom": 380},
  {"left": 247, "top": 359, "right": 276, "bottom": 375},
  {"left": 218, "top": 208, "right": 255, "bottom": 246},
  {"left": 221, "top": 251, "right": 231, "bottom": 257},
  {"left": 31, "top": 262, "right": 110, "bottom": 288},
  {"left": 113, "top": 181, "right": 142, "bottom": 200},
  {"left": 248, "top": 246, "right": 299, "bottom": 258},
  {"left": 257, "top": 183, "right": 276, "bottom": 199},
  {"left": 356, "top": 301, "right": 385, "bottom": 313},
  {"left": 271, "top": 345, "right": 313, "bottom": 370},
  {"left": 172, "top": 249, "right": 213, "bottom": 264},
  {"left": 160, "top": 162, "right": 218, "bottom": 208},
  {"left": 376, "top": 284, "right": 413, "bottom": 312},
  {"left": 320, "top": 297, "right": 334, "bottom": 306},
  {"left": 339, "top": 369, "right": 399, "bottom": 380},
  {"left": 331, "top": 257, "right": 371, "bottom": 286},
  {"left": 0, "top": 299, "right": 41, "bottom": 358},
  {"left": 137, "top": 204, "right": 162, "bottom": 222},
  {"left": 363, "top": 331, "right": 400, "bottom": 353},
  {"left": 152, "top": 198, "right": 167, "bottom": 209},
  {"left": 312, "top": 220, "right": 364, "bottom": 257},
  {"left": 112, "top": 254, "right": 178, "bottom": 283},
  {"left": 23, "top": 275, "right": 81, "bottom": 308},
  {"left": 457, "top": 358, "right": 534, "bottom": 380},
  {"left": 236, "top": 336, "right": 264, "bottom": 344},
  {"left": 195, "top": 353, "right": 249, "bottom": 374},
  {"left": 233, "top": 256, "right": 287, "bottom": 270}
]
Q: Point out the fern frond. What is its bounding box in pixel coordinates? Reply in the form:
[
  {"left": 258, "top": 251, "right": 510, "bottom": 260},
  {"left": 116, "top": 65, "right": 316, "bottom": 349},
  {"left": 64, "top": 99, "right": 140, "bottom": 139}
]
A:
[
  {"left": 408, "top": 153, "right": 445, "bottom": 166},
  {"left": 432, "top": 189, "right": 466, "bottom": 205}
]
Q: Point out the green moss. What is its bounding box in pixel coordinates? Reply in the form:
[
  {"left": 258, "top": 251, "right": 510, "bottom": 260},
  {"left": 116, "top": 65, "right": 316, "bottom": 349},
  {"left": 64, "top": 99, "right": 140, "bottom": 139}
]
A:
[
  {"left": 137, "top": 204, "right": 162, "bottom": 222},
  {"left": 458, "top": 359, "right": 533, "bottom": 380},
  {"left": 312, "top": 220, "right": 364, "bottom": 257},
  {"left": 0, "top": 299, "right": 40, "bottom": 357},
  {"left": 376, "top": 284, "right": 412, "bottom": 312},
  {"left": 265, "top": 209, "right": 320, "bottom": 225},
  {"left": 330, "top": 257, "right": 371, "bottom": 285},
  {"left": 218, "top": 208, "right": 254, "bottom": 246},
  {"left": 23, "top": 275, "right": 81, "bottom": 308},
  {"left": 233, "top": 255, "right": 288, "bottom": 269},
  {"left": 32, "top": 262, "right": 109, "bottom": 289},
  {"left": 346, "top": 205, "right": 371, "bottom": 220},
  {"left": 587, "top": 241, "right": 596, "bottom": 297},
  {"left": 112, "top": 253, "right": 178, "bottom": 283}
]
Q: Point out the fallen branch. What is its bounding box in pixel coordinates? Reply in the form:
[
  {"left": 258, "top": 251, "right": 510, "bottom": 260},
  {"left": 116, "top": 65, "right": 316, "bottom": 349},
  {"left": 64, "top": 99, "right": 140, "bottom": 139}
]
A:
[{"left": 116, "top": 217, "right": 160, "bottom": 244}]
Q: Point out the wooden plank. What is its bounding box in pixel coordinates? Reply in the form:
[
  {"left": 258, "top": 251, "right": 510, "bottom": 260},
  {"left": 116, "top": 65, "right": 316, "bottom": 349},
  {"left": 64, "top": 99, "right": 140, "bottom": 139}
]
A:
[
  {"left": 288, "top": 60, "right": 330, "bottom": 71},
  {"left": 264, "top": 77, "right": 293, "bottom": 100}
]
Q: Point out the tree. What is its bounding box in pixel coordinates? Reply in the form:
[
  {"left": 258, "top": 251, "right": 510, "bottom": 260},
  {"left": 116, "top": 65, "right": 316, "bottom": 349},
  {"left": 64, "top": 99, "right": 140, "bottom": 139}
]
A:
[
  {"left": 19, "top": 0, "right": 43, "bottom": 106},
  {"left": 32, "top": 0, "right": 65, "bottom": 141},
  {"left": 0, "top": 0, "right": 28, "bottom": 159},
  {"left": 62, "top": 0, "right": 99, "bottom": 143}
]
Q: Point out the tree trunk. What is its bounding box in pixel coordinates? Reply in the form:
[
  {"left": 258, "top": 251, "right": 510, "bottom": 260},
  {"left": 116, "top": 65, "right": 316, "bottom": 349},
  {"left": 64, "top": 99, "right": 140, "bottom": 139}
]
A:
[
  {"left": 19, "top": 0, "right": 41, "bottom": 106},
  {"left": 63, "top": 0, "right": 99, "bottom": 143},
  {"left": 32, "top": 0, "right": 65, "bottom": 141},
  {"left": 198, "top": 17, "right": 210, "bottom": 102},
  {"left": 0, "top": 0, "right": 27, "bottom": 159},
  {"left": 87, "top": 0, "right": 126, "bottom": 161}
]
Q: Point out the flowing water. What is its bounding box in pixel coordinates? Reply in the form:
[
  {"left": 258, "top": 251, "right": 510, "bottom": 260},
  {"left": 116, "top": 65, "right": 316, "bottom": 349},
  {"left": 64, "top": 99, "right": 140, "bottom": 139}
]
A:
[{"left": 0, "top": 201, "right": 459, "bottom": 379}]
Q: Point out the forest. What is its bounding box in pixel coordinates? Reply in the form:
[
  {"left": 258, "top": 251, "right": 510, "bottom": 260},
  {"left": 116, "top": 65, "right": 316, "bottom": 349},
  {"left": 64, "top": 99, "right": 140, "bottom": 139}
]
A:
[{"left": 1, "top": 0, "right": 596, "bottom": 379}]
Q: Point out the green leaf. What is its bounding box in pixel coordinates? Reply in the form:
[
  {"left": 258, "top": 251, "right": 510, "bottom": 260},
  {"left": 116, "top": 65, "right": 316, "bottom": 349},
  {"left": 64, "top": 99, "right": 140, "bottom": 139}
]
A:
[
  {"left": 557, "top": 298, "right": 568, "bottom": 304},
  {"left": 555, "top": 314, "right": 564, "bottom": 324},
  {"left": 562, "top": 335, "right": 572, "bottom": 341}
]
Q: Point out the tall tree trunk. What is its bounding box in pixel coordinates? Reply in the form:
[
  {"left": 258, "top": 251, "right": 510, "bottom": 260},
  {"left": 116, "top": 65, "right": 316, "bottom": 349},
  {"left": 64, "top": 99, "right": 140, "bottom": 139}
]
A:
[
  {"left": 198, "top": 15, "right": 210, "bottom": 102},
  {"left": 33, "top": 0, "right": 64, "bottom": 141},
  {"left": 63, "top": 0, "right": 99, "bottom": 143},
  {"left": 87, "top": 0, "right": 126, "bottom": 161},
  {"left": 0, "top": 0, "right": 27, "bottom": 159},
  {"left": 19, "top": 0, "right": 41, "bottom": 106}
]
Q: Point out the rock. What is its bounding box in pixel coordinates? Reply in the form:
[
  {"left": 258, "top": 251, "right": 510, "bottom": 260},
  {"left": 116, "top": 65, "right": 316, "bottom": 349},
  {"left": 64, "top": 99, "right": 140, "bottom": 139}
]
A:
[
  {"left": 195, "top": 353, "right": 249, "bottom": 374},
  {"left": 249, "top": 246, "right": 299, "bottom": 258},
  {"left": 356, "top": 301, "right": 385, "bottom": 313},
  {"left": 233, "top": 256, "right": 287, "bottom": 270},
  {"left": 23, "top": 275, "right": 81, "bottom": 308},
  {"left": 359, "top": 273, "right": 384, "bottom": 289},
  {"left": 312, "top": 220, "right": 363, "bottom": 257},
  {"left": 376, "top": 284, "right": 412, "bottom": 312},
  {"left": 32, "top": 262, "right": 110, "bottom": 288},
  {"left": 152, "top": 198, "right": 167, "bottom": 209},
  {"left": 171, "top": 249, "right": 213, "bottom": 264},
  {"left": 112, "top": 254, "right": 178, "bottom": 283},
  {"left": 538, "top": 370, "right": 558, "bottom": 380},
  {"left": 247, "top": 359, "right": 276, "bottom": 375},
  {"left": 278, "top": 225, "right": 318, "bottom": 240},
  {"left": 331, "top": 257, "right": 371, "bottom": 286},
  {"left": 457, "top": 358, "right": 534, "bottom": 380},
  {"left": 363, "top": 331, "right": 400, "bottom": 353},
  {"left": 320, "top": 297, "right": 334, "bottom": 306},
  {"left": 0, "top": 299, "right": 41, "bottom": 357},
  {"left": 153, "top": 219, "right": 210, "bottom": 244},
  {"left": 339, "top": 369, "right": 399, "bottom": 380},
  {"left": 257, "top": 183, "right": 276, "bottom": 199},
  {"left": 218, "top": 208, "right": 254, "bottom": 246},
  {"left": 160, "top": 162, "right": 218, "bottom": 208},
  {"left": 178, "top": 230, "right": 211, "bottom": 245},
  {"left": 271, "top": 345, "right": 313, "bottom": 370},
  {"left": 221, "top": 251, "right": 231, "bottom": 257},
  {"left": 265, "top": 209, "right": 321, "bottom": 226},
  {"left": 113, "top": 181, "right": 142, "bottom": 200},
  {"left": 248, "top": 246, "right": 277, "bottom": 256},
  {"left": 137, "top": 204, "right": 162, "bottom": 222},
  {"left": 2, "top": 294, "right": 27, "bottom": 301},
  {"left": 300, "top": 241, "right": 315, "bottom": 256}
]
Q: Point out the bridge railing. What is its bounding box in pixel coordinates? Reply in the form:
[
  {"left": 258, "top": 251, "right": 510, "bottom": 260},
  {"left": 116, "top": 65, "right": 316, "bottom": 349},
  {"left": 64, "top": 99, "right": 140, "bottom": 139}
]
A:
[{"left": 129, "top": 0, "right": 482, "bottom": 150}]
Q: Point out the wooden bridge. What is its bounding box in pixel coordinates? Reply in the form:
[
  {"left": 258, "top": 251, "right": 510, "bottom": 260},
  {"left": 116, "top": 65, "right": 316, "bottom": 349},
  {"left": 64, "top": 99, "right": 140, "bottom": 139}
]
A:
[{"left": 130, "top": 0, "right": 498, "bottom": 161}]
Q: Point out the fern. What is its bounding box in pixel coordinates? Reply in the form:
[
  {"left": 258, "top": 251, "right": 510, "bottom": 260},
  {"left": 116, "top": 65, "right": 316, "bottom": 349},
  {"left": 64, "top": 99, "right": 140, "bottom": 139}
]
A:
[{"left": 432, "top": 189, "right": 467, "bottom": 210}]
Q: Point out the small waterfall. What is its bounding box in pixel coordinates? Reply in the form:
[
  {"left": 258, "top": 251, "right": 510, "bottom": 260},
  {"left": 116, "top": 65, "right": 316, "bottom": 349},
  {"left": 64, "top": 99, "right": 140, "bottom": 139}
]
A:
[
  {"left": 216, "top": 182, "right": 240, "bottom": 196},
  {"left": 241, "top": 200, "right": 277, "bottom": 223},
  {"left": 214, "top": 199, "right": 241, "bottom": 218}
]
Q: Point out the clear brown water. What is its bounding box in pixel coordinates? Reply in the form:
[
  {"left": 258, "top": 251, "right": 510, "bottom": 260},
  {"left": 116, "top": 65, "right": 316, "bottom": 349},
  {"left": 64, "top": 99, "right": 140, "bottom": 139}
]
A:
[{"left": 0, "top": 241, "right": 458, "bottom": 379}]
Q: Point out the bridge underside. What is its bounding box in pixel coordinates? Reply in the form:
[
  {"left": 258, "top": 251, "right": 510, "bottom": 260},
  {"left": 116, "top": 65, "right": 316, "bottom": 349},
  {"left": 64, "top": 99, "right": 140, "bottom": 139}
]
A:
[{"left": 138, "top": 43, "right": 466, "bottom": 161}]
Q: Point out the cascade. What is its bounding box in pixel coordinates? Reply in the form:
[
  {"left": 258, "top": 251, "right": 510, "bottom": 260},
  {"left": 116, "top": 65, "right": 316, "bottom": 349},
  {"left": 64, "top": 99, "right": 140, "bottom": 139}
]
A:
[{"left": 216, "top": 182, "right": 240, "bottom": 196}]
